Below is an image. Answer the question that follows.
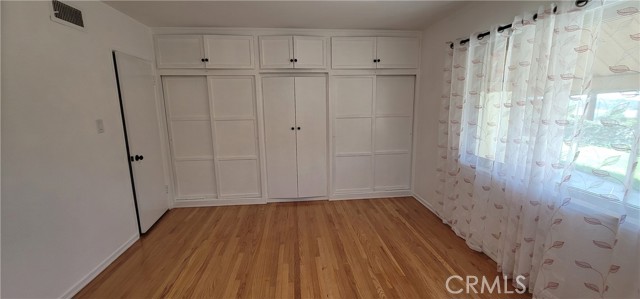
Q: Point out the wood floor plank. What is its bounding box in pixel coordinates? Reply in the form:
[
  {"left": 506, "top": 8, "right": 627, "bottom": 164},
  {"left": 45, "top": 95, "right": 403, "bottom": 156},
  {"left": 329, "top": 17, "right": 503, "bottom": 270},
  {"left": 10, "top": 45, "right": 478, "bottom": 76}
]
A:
[{"left": 75, "top": 197, "right": 531, "bottom": 299}]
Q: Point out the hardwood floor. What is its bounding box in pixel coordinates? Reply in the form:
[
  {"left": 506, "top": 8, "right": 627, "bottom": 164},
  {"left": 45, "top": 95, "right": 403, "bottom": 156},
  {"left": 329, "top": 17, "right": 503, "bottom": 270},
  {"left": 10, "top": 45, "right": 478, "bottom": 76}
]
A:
[{"left": 76, "top": 197, "right": 531, "bottom": 298}]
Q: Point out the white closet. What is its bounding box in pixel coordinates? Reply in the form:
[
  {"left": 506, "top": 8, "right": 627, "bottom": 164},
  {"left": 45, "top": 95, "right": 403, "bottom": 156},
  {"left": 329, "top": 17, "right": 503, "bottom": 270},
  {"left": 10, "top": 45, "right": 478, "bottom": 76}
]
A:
[
  {"left": 259, "top": 36, "right": 326, "bottom": 69},
  {"left": 163, "top": 76, "right": 261, "bottom": 200},
  {"left": 262, "top": 76, "right": 328, "bottom": 199},
  {"left": 331, "top": 37, "right": 419, "bottom": 69},
  {"left": 333, "top": 75, "right": 414, "bottom": 194}
]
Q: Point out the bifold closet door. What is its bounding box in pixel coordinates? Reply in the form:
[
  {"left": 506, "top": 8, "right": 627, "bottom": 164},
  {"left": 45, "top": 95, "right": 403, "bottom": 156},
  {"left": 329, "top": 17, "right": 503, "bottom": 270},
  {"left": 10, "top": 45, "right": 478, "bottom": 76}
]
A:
[
  {"left": 163, "top": 76, "right": 217, "bottom": 199},
  {"left": 374, "top": 76, "right": 414, "bottom": 190},
  {"left": 294, "top": 77, "right": 327, "bottom": 197},
  {"left": 209, "top": 77, "right": 261, "bottom": 198},
  {"left": 262, "top": 77, "right": 299, "bottom": 198}
]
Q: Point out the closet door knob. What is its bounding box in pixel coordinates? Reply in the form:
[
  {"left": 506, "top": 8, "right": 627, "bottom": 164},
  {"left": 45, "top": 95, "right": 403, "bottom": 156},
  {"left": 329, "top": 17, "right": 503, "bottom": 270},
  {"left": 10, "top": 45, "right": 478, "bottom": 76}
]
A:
[
  {"left": 291, "top": 127, "right": 295, "bottom": 130},
  {"left": 134, "top": 154, "right": 144, "bottom": 161},
  {"left": 290, "top": 58, "right": 294, "bottom": 62},
  {"left": 204, "top": 58, "right": 209, "bottom": 62},
  {"left": 373, "top": 59, "right": 377, "bottom": 62},
  {"left": 297, "top": 127, "right": 301, "bottom": 130},
  {"left": 378, "top": 59, "right": 381, "bottom": 62},
  {"left": 201, "top": 58, "right": 206, "bottom": 62},
  {"left": 294, "top": 58, "right": 298, "bottom": 62}
]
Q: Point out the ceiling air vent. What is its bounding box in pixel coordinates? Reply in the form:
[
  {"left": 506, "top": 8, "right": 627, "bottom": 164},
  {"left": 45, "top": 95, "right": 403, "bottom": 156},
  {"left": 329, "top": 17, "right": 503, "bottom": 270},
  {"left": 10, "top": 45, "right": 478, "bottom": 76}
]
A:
[{"left": 51, "top": 0, "right": 85, "bottom": 30}]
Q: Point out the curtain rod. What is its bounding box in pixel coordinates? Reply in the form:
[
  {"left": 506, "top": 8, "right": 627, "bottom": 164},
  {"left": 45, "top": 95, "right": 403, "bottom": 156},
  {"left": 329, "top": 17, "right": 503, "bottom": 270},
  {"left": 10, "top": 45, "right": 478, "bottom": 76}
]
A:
[{"left": 449, "top": 0, "right": 589, "bottom": 49}]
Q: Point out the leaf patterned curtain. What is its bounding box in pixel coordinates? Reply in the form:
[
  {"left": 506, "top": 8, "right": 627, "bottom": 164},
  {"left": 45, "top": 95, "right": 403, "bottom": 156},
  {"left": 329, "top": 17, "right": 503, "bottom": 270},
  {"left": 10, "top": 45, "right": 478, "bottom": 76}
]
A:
[{"left": 435, "top": 1, "right": 640, "bottom": 298}]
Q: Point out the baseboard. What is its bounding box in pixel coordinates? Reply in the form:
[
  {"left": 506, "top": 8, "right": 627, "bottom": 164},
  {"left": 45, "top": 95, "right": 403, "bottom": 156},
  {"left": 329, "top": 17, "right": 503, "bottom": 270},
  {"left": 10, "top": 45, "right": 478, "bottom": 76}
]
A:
[
  {"left": 173, "top": 197, "right": 266, "bottom": 208},
  {"left": 411, "top": 191, "right": 437, "bottom": 214},
  {"left": 330, "top": 190, "right": 411, "bottom": 201},
  {"left": 60, "top": 233, "right": 139, "bottom": 298}
]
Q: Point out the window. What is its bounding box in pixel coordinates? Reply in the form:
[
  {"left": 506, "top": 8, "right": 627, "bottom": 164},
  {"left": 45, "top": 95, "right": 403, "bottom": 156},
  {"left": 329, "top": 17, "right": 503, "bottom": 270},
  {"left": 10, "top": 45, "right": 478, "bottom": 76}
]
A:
[{"left": 567, "top": 91, "right": 640, "bottom": 207}]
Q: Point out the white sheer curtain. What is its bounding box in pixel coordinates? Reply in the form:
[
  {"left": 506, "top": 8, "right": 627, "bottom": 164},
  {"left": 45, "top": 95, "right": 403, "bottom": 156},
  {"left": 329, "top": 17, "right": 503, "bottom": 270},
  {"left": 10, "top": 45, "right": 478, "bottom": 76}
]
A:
[{"left": 435, "top": 1, "right": 639, "bottom": 298}]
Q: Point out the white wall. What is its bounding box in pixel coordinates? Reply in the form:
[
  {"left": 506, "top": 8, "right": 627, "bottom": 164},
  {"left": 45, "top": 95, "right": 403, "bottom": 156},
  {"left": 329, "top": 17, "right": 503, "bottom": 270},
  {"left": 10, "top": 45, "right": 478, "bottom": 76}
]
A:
[
  {"left": 1, "top": 1, "right": 154, "bottom": 297},
  {"left": 413, "top": 1, "right": 545, "bottom": 206}
]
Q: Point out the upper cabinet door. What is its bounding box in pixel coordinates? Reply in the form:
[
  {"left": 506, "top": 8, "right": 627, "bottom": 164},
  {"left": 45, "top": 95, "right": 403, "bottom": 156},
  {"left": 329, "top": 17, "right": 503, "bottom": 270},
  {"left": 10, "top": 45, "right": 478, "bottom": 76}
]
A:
[
  {"left": 293, "top": 36, "right": 326, "bottom": 69},
  {"left": 376, "top": 37, "right": 420, "bottom": 69},
  {"left": 155, "top": 35, "right": 205, "bottom": 69},
  {"left": 204, "top": 35, "right": 255, "bottom": 69},
  {"left": 259, "top": 36, "right": 294, "bottom": 69},
  {"left": 331, "top": 37, "right": 377, "bottom": 69}
]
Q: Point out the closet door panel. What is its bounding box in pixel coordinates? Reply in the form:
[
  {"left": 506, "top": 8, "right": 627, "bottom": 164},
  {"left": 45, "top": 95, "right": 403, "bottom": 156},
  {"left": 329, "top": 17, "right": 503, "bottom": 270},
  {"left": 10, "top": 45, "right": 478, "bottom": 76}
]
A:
[
  {"left": 331, "top": 37, "right": 376, "bottom": 69},
  {"left": 376, "top": 37, "right": 420, "bottom": 69},
  {"left": 164, "top": 76, "right": 210, "bottom": 117},
  {"left": 163, "top": 76, "right": 217, "bottom": 199},
  {"left": 335, "top": 118, "right": 372, "bottom": 154},
  {"left": 374, "top": 154, "right": 411, "bottom": 190},
  {"left": 294, "top": 76, "right": 327, "bottom": 197},
  {"left": 374, "top": 117, "right": 412, "bottom": 153},
  {"left": 334, "top": 76, "right": 374, "bottom": 117},
  {"left": 335, "top": 156, "right": 373, "bottom": 193},
  {"left": 217, "top": 160, "right": 260, "bottom": 197},
  {"left": 171, "top": 121, "right": 214, "bottom": 157},
  {"left": 259, "top": 36, "right": 294, "bottom": 69},
  {"left": 375, "top": 76, "right": 415, "bottom": 116},
  {"left": 293, "top": 36, "right": 326, "bottom": 69},
  {"left": 214, "top": 120, "right": 257, "bottom": 157},
  {"left": 174, "top": 160, "right": 217, "bottom": 197},
  {"left": 155, "top": 35, "right": 204, "bottom": 69},
  {"left": 204, "top": 35, "right": 255, "bottom": 69},
  {"left": 210, "top": 77, "right": 256, "bottom": 118},
  {"left": 263, "top": 77, "right": 299, "bottom": 198}
]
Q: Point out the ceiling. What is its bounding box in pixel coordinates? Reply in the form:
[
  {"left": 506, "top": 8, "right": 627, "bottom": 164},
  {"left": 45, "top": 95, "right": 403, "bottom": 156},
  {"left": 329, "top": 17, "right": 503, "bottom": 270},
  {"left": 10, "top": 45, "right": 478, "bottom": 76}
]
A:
[{"left": 104, "top": 1, "right": 467, "bottom": 30}]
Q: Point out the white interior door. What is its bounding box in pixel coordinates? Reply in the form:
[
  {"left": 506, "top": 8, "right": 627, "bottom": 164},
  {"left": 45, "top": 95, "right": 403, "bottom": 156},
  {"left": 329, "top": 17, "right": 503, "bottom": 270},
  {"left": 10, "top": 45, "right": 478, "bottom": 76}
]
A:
[
  {"left": 293, "top": 36, "right": 326, "bottom": 69},
  {"left": 114, "top": 51, "right": 168, "bottom": 233},
  {"left": 259, "top": 36, "right": 294, "bottom": 69},
  {"left": 262, "top": 77, "right": 299, "bottom": 198},
  {"left": 294, "top": 77, "right": 327, "bottom": 197}
]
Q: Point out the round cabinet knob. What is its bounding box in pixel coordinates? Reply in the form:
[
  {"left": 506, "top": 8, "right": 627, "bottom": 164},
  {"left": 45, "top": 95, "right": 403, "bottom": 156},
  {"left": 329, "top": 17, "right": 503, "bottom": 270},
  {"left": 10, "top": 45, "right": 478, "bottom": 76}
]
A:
[
  {"left": 297, "top": 127, "right": 301, "bottom": 130},
  {"left": 291, "top": 127, "right": 295, "bottom": 130},
  {"left": 294, "top": 58, "right": 298, "bottom": 62},
  {"left": 290, "top": 59, "right": 294, "bottom": 62},
  {"left": 201, "top": 58, "right": 206, "bottom": 62},
  {"left": 135, "top": 154, "right": 144, "bottom": 161}
]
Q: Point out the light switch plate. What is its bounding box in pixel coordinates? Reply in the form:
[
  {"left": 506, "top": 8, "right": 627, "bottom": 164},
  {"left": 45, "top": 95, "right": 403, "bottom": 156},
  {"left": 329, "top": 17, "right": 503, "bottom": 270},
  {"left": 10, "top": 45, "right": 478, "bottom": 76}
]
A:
[{"left": 96, "top": 119, "right": 105, "bottom": 134}]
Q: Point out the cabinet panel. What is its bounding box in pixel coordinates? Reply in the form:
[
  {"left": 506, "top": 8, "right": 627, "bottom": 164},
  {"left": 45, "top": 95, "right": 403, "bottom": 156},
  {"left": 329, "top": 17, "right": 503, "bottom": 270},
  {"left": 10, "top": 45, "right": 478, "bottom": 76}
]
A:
[
  {"left": 294, "top": 36, "right": 326, "bottom": 69},
  {"left": 335, "top": 156, "right": 373, "bottom": 192},
  {"left": 376, "top": 37, "right": 420, "bottom": 69},
  {"left": 374, "top": 117, "right": 412, "bottom": 153},
  {"left": 262, "top": 77, "right": 299, "bottom": 198},
  {"left": 171, "top": 121, "right": 214, "bottom": 157},
  {"left": 214, "top": 120, "right": 257, "bottom": 157},
  {"left": 164, "top": 76, "right": 210, "bottom": 118},
  {"left": 335, "top": 118, "right": 372, "bottom": 154},
  {"left": 259, "top": 36, "right": 294, "bottom": 69},
  {"left": 374, "top": 154, "right": 411, "bottom": 190},
  {"left": 331, "top": 37, "right": 376, "bottom": 69},
  {"left": 155, "top": 35, "right": 204, "bottom": 69},
  {"left": 175, "top": 160, "right": 217, "bottom": 197},
  {"left": 204, "top": 35, "right": 255, "bottom": 69},
  {"left": 295, "top": 77, "right": 328, "bottom": 197},
  {"left": 376, "top": 76, "right": 415, "bottom": 116},
  {"left": 209, "top": 77, "right": 255, "bottom": 119},
  {"left": 334, "top": 76, "right": 374, "bottom": 117},
  {"left": 217, "top": 160, "right": 260, "bottom": 197}
]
